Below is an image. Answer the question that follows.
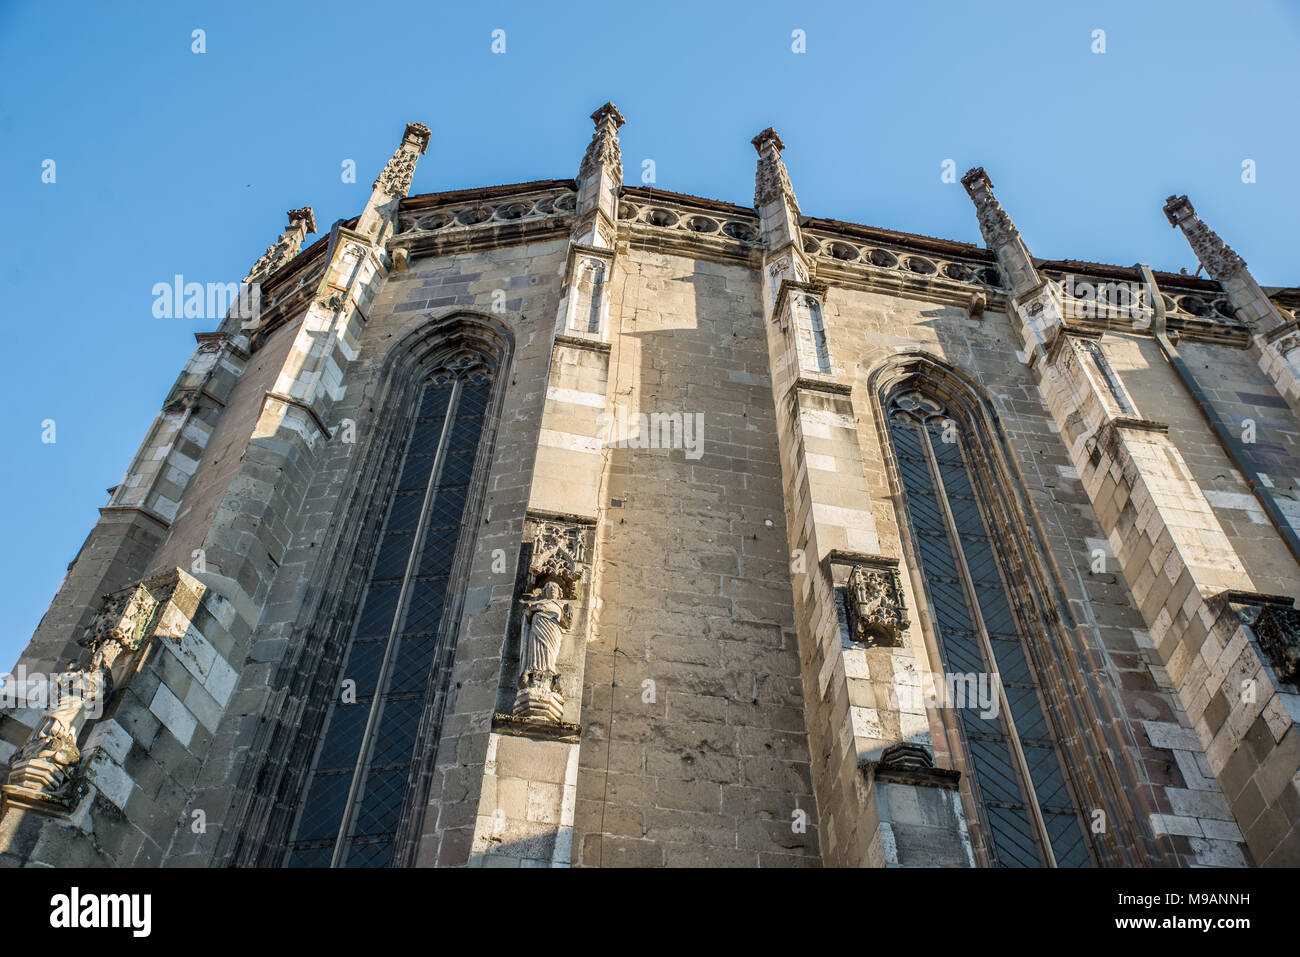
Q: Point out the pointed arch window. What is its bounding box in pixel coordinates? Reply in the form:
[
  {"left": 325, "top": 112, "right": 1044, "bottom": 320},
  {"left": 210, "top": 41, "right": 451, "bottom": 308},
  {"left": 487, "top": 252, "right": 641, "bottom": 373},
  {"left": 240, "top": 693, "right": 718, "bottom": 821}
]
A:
[
  {"left": 887, "top": 388, "right": 1092, "bottom": 867},
  {"left": 284, "top": 347, "right": 497, "bottom": 868}
]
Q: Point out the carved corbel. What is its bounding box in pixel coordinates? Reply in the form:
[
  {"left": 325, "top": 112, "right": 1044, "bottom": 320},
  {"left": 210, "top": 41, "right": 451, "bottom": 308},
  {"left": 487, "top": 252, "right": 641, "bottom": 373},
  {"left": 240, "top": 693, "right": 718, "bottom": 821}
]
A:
[
  {"left": 844, "top": 563, "right": 909, "bottom": 648},
  {"left": 1252, "top": 604, "right": 1300, "bottom": 686}
]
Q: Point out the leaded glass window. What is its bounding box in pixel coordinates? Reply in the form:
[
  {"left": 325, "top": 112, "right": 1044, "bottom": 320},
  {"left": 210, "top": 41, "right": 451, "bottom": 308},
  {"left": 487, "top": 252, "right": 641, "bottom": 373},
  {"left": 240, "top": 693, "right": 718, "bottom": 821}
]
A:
[
  {"left": 285, "top": 349, "right": 494, "bottom": 867},
  {"left": 888, "top": 389, "right": 1092, "bottom": 867}
]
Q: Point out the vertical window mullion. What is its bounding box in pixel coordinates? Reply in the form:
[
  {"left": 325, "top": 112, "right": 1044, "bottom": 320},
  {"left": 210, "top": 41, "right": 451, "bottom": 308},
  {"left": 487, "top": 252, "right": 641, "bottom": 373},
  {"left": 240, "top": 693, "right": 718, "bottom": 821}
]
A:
[{"left": 331, "top": 376, "right": 463, "bottom": 867}]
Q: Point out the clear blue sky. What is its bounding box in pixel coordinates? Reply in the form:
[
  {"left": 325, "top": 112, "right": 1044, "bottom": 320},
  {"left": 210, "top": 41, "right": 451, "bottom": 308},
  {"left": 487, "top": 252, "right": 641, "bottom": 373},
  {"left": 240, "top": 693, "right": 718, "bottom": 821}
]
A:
[{"left": 2, "top": 0, "right": 1297, "bottom": 669}]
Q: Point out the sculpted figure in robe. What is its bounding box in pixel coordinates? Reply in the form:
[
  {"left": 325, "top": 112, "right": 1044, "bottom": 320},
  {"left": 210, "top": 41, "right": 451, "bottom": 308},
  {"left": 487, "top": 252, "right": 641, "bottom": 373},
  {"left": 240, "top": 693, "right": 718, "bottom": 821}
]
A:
[{"left": 513, "top": 580, "right": 571, "bottom": 722}]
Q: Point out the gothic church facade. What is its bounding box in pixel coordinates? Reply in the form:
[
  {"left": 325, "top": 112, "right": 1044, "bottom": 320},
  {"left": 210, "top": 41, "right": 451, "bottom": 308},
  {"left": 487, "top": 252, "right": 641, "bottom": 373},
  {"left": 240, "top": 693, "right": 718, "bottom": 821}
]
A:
[{"left": 3, "top": 105, "right": 1299, "bottom": 868}]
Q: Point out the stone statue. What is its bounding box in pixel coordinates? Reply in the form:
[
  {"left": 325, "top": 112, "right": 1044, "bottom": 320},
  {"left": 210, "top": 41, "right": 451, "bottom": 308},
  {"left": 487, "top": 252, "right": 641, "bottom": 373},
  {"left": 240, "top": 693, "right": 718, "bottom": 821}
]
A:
[
  {"left": 513, "top": 579, "right": 572, "bottom": 723},
  {"left": 5, "top": 670, "right": 106, "bottom": 809}
]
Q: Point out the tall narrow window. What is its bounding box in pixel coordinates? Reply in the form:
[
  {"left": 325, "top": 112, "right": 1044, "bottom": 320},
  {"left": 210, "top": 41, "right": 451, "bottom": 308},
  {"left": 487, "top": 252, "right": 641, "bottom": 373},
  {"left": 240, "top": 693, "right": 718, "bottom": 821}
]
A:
[
  {"left": 569, "top": 258, "right": 604, "bottom": 335},
  {"left": 585, "top": 261, "right": 605, "bottom": 334},
  {"left": 285, "top": 348, "right": 494, "bottom": 867},
  {"left": 888, "top": 389, "right": 1091, "bottom": 867},
  {"left": 806, "top": 296, "right": 831, "bottom": 374}
]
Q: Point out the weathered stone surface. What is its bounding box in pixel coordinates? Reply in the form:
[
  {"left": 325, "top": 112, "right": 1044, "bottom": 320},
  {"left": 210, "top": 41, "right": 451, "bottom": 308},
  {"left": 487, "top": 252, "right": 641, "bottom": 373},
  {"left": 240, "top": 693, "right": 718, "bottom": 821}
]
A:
[{"left": 3, "top": 111, "right": 1295, "bottom": 870}]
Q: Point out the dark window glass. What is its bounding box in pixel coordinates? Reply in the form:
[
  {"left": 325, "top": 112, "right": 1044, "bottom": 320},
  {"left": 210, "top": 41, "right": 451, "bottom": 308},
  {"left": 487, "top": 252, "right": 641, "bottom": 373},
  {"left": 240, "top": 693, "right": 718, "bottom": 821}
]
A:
[
  {"left": 889, "top": 392, "right": 1091, "bottom": 868},
  {"left": 285, "top": 355, "right": 493, "bottom": 867}
]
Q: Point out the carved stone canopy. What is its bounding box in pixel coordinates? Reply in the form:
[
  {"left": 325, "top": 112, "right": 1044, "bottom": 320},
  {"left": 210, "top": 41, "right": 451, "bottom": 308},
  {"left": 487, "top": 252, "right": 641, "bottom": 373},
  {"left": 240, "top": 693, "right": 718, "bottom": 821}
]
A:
[
  {"left": 80, "top": 579, "right": 164, "bottom": 675},
  {"left": 527, "top": 521, "right": 587, "bottom": 598},
  {"left": 845, "top": 563, "right": 909, "bottom": 647},
  {"left": 1253, "top": 603, "right": 1300, "bottom": 686}
]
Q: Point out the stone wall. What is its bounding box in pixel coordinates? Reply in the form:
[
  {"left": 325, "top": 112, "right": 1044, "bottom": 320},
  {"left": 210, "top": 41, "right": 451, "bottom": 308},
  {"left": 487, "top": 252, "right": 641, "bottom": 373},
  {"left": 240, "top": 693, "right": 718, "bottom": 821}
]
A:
[
  {"left": 568, "top": 249, "right": 819, "bottom": 867},
  {"left": 3, "top": 116, "right": 1296, "bottom": 869}
]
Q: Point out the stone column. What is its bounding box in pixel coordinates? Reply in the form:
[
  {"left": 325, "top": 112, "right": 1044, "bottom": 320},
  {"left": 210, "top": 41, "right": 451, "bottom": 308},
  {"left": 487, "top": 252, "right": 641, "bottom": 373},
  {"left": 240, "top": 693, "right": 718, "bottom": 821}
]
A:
[
  {"left": 751, "top": 129, "right": 962, "bottom": 865},
  {"left": 468, "top": 105, "right": 625, "bottom": 867}
]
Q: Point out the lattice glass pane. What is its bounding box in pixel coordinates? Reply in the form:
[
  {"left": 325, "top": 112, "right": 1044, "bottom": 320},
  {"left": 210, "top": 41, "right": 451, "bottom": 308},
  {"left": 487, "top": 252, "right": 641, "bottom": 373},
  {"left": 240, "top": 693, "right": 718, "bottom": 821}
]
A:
[
  {"left": 419, "top": 384, "right": 453, "bottom": 420},
  {"left": 402, "top": 578, "right": 447, "bottom": 635},
  {"left": 418, "top": 524, "right": 460, "bottom": 576},
  {"left": 286, "top": 845, "right": 334, "bottom": 868},
  {"left": 387, "top": 637, "right": 437, "bottom": 696},
  {"left": 372, "top": 532, "right": 415, "bottom": 582},
  {"left": 315, "top": 700, "right": 370, "bottom": 772},
  {"left": 355, "top": 584, "right": 402, "bottom": 639},
  {"left": 386, "top": 491, "right": 426, "bottom": 534},
  {"left": 350, "top": 767, "right": 409, "bottom": 838},
  {"left": 368, "top": 696, "right": 425, "bottom": 765},
  {"left": 343, "top": 840, "right": 393, "bottom": 869},
  {"left": 292, "top": 771, "right": 352, "bottom": 843}
]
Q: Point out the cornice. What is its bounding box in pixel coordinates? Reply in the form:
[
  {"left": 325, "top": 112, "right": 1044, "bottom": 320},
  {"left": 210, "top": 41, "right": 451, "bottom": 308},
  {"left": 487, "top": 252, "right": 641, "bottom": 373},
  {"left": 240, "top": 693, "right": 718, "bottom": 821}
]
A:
[
  {"left": 261, "top": 179, "right": 1291, "bottom": 301},
  {"left": 793, "top": 376, "right": 853, "bottom": 396},
  {"left": 401, "top": 179, "right": 576, "bottom": 211},
  {"left": 773, "top": 278, "right": 828, "bottom": 321},
  {"left": 553, "top": 334, "right": 611, "bottom": 354},
  {"left": 812, "top": 256, "right": 1010, "bottom": 314},
  {"left": 391, "top": 216, "right": 572, "bottom": 259},
  {"left": 1263, "top": 317, "right": 1299, "bottom": 344},
  {"left": 263, "top": 390, "right": 333, "bottom": 439}
]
